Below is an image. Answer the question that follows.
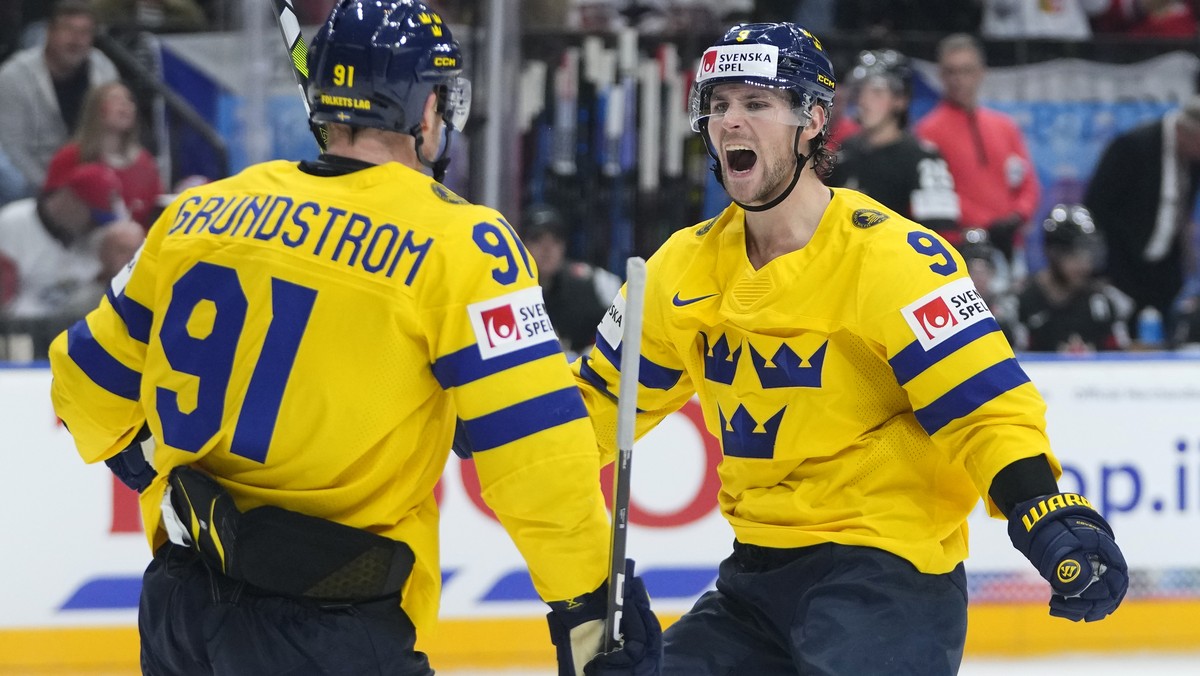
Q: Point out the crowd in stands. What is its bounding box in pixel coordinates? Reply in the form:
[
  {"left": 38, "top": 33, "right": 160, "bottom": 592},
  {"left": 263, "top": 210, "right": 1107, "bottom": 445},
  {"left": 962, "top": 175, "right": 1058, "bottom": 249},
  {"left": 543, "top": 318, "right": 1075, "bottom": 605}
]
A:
[{"left": 2, "top": 0, "right": 1200, "bottom": 360}]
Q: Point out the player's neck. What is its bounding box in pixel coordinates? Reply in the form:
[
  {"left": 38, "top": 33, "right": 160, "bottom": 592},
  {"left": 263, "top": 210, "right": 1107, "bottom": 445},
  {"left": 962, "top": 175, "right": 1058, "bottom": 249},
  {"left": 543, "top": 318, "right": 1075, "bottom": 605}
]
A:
[
  {"left": 742, "top": 174, "right": 831, "bottom": 269},
  {"left": 324, "top": 133, "right": 420, "bottom": 171}
]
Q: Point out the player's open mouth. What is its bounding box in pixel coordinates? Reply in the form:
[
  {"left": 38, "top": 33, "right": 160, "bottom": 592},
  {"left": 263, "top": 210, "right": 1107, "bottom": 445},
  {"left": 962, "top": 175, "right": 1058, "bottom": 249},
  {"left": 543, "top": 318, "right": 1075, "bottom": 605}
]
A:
[{"left": 725, "top": 146, "right": 757, "bottom": 176}]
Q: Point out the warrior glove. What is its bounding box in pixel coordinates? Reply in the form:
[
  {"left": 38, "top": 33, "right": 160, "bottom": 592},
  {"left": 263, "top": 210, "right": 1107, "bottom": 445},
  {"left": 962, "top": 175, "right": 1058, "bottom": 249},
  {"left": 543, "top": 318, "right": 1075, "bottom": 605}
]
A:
[
  {"left": 546, "top": 559, "right": 662, "bottom": 676},
  {"left": 1007, "top": 492, "right": 1128, "bottom": 622},
  {"left": 104, "top": 424, "right": 157, "bottom": 492}
]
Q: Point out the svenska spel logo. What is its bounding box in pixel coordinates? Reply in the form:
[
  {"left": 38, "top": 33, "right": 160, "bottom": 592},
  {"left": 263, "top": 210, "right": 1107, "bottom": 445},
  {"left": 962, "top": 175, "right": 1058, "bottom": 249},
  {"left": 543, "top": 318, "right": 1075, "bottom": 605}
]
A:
[
  {"left": 467, "top": 286, "right": 558, "bottom": 360},
  {"left": 911, "top": 296, "right": 958, "bottom": 340},
  {"left": 900, "top": 277, "right": 994, "bottom": 351},
  {"left": 700, "top": 49, "right": 717, "bottom": 75},
  {"left": 480, "top": 305, "right": 521, "bottom": 348}
]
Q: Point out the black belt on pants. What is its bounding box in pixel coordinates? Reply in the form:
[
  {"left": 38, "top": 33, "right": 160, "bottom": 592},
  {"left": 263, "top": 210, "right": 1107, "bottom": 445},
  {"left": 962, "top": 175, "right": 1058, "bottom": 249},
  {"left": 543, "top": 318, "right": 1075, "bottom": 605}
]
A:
[{"left": 167, "top": 466, "right": 414, "bottom": 604}]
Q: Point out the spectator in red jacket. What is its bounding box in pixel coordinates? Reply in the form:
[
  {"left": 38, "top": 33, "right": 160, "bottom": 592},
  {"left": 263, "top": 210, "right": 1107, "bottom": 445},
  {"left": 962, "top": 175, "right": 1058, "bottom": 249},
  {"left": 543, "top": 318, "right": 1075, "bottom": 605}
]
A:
[
  {"left": 916, "top": 33, "right": 1041, "bottom": 264},
  {"left": 44, "top": 81, "right": 163, "bottom": 228}
]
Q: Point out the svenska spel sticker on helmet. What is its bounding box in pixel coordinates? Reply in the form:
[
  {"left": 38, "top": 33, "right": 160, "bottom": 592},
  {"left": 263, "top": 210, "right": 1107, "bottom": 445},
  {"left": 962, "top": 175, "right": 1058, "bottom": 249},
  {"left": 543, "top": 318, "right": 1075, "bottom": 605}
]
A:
[{"left": 695, "top": 45, "right": 779, "bottom": 83}]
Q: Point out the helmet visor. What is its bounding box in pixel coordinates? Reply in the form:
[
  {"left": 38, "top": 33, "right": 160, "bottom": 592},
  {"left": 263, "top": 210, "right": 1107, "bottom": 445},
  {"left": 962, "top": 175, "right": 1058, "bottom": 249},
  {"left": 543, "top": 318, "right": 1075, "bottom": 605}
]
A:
[
  {"left": 689, "top": 83, "right": 810, "bottom": 132},
  {"left": 443, "top": 76, "right": 471, "bottom": 132}
]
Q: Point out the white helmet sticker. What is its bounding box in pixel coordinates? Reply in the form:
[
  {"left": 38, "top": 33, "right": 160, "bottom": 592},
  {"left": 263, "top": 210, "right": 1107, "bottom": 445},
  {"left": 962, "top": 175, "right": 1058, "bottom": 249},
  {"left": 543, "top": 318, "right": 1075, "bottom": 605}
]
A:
[{"left": 696, "top": 45, "right": 779, "bottom": 83}]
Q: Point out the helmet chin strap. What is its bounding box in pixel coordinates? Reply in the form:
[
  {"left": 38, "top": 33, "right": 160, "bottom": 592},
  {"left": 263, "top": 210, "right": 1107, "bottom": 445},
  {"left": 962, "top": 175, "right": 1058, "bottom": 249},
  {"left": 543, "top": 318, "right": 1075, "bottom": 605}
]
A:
[
  {"left": 707, "top": 126, "right": 806, "bottom": 213},
  {"left": 414, "top": 125, "right": 453, "bottom": 184}
]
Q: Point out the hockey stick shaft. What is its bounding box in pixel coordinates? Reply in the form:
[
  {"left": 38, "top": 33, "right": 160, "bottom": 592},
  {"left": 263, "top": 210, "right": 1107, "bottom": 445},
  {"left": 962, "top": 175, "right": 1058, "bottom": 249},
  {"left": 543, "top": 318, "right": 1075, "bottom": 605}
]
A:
[
  {"left": 604, "top": 256, "right": 647, "bottom": 653},
  {"left": 267, "top": 0, "right": 326, "bottom": 150}
]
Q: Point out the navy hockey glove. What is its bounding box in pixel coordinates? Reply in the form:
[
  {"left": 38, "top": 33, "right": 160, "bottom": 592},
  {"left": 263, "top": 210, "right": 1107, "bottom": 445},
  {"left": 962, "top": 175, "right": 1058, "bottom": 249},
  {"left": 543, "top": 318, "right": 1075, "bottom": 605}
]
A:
[
  {"left": 546, "top": 559, "right": 662, "bottom": 676},
  {"left": 103, "top": 424, "right": 157, "bottom": 492},
  {"left": 1008, "top": 493, "right": 1128, "bottom": 622}
]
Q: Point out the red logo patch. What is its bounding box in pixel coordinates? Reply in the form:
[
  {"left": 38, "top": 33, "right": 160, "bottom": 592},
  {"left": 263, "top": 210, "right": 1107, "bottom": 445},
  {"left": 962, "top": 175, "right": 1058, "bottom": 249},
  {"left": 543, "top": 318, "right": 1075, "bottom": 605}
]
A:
[
  {"left": 912, "top": 297, "right": 958, "bottom": 340},
  {"left": 701, "top": 50, "right": 717, "bottom": 74},
  {"left": 481, "top": 305, "right": 521, "bottom": 347}
]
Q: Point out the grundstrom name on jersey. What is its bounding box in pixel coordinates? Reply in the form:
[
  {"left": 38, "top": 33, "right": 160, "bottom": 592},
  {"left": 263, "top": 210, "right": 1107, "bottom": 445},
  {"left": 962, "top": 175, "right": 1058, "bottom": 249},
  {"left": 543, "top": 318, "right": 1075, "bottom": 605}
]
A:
[
  {"left": 468, "top": 286, "right": 559, "bottom": 359},
  {"left": 901, "top": 277, "right": 994, "bottom": 351}
]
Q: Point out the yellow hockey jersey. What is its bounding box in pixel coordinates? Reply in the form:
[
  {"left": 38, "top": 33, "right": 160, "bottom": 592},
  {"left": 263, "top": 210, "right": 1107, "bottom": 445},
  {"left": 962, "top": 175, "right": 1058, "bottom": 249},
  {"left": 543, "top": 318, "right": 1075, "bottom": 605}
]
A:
[
  {"left": 49, "top": 159, "right": 611, "bottom": 634},
  {"left": 575, "top": 188, "right": 1060, "bottom": 573}
]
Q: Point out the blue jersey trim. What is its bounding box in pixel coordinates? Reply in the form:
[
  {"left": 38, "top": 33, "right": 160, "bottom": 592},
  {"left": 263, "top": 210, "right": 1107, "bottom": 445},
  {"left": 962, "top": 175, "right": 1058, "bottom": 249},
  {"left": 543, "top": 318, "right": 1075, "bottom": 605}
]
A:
[
  {"left": 890, "top": 318, "right": 1003, "bottom": 386},
  {"left": 67, "top": 320, "right": 141, "bottom": 401},
  {"left": 106, "top": 288, "right": 154, "bottom": 344},
  {"left": 432, "top": 340, "right": 563, "bottom": 389},
  {"left": 593, "top": 332, "right": 683, "bottom": 391},
  {"left": 578, "top": 356, "right": 617, "bottom": 400},
  {"left": 461, "top": 386, "right": 588, "bottom": 451},
  {"left": 914, "top": 358, "right": 1031, "bottom": 435}
]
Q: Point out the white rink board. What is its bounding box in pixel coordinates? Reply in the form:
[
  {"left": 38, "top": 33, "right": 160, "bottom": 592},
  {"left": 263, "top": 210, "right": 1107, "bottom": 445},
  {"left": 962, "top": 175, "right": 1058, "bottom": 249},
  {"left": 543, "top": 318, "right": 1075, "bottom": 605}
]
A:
[{"left": 2, "top": 355, "right": 1198, "bottom": 629}]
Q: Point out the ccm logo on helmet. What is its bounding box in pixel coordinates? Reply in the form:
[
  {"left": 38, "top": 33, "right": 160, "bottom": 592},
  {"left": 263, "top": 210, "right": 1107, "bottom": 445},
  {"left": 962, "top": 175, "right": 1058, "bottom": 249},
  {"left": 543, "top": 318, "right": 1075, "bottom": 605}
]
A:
[
  {"left": 433, "top": 56, "right": 457, "bottom": 67},
  {"left": 817, "top": 73, "right": 835, "bottom": 89}
]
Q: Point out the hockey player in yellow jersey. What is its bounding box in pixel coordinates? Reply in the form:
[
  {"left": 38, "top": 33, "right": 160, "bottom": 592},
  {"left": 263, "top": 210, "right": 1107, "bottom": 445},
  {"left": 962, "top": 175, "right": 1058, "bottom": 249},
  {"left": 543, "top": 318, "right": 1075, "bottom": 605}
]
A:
[
  {"left": 48, "top": 2, "right": 661, "bottom": 674},
  {"left": 574, "top": 23, "right": 1128, "bottom": 675}
]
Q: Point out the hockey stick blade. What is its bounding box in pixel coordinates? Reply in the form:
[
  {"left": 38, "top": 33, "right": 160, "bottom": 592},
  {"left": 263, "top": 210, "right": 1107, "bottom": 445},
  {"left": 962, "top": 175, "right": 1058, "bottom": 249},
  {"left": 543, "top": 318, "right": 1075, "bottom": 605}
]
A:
[{"left": 604, "top": 256, "right": 647, "bottom": 653}]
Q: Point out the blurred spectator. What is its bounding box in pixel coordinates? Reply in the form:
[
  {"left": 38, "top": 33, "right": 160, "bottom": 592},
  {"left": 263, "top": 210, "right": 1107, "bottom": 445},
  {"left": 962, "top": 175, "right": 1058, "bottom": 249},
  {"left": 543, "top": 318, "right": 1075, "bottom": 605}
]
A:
[
  {"left": 1084, "top": 96, "right": 1200, "bottom": 340},
  {"left": 834, "top": 0, "right": 982, "bottom": 34},
  {"left": 92, "top": 0, "right": 209, "bottom": 33},
  {"left": 0, "top": 0, "right": 119, "bottom": 194},
  {"left": 958, "top": 227, "right": 1020, "bottom": 343},
  {"left": 521, "top": 203, "right": 621, "bottom": 360},
  {"left": 45, "top": 81, "right": 164, "bottom": 228},
  {"left": 979, "top": 0, "right": 1110, "bottom": 40},
  {"left": 916, "top": 33, "right": 1040, "bottom": 263},
  {"left": 826, "top": 50, "right": 961, "bottom": 238},
  {"left": 0, "top": 163, "right": 135, "bottom": 321},
  {"left": 1015, "top": 205, "right": 1132, "bottom": 353},
  {"left": 1092, "top": 0, "right": 1197, "bottom": 37}
]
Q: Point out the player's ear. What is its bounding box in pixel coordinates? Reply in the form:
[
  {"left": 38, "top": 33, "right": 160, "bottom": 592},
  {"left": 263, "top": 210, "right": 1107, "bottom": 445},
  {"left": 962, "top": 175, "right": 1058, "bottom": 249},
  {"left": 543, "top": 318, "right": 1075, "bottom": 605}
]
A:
[
  {"left": 806, "top": 103, "right": 827, "bottom": 134},
  {"left": 420, "top": 91, "right": 441, "bottom": 136}
]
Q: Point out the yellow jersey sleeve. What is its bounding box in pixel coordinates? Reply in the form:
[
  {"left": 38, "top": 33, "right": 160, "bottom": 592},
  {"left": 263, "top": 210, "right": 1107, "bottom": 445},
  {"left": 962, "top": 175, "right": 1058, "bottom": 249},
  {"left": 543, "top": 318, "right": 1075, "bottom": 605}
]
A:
[
  {"left": 572, "top": 250, "right": 697, "bottom": 464},
  {"left": 419, "top": 213, "right": 610, "bottom": 602},
  {"left": 858, "top": 227, "right": 1060, "bottom": 515}
]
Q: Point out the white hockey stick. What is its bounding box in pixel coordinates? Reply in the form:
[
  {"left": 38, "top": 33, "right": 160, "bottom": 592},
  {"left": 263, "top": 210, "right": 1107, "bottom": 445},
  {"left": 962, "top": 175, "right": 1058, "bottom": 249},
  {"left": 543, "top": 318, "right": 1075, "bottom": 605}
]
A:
[{"left": 603, "top": 256, "right": 647, "bottom": 652}]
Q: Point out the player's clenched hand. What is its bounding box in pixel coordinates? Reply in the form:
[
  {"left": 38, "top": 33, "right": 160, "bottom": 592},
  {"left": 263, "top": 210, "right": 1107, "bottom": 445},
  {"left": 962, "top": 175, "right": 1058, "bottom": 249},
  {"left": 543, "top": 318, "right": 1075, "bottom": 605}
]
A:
[
  {"left": 546, "top": 559, "right": 662, "bottom": 675},
  {"left": 103, "top": 424, "right": 157, "bottom": 492},
  {"left": 1007, "top": 493, "right": 1128, "bottom": 622}
]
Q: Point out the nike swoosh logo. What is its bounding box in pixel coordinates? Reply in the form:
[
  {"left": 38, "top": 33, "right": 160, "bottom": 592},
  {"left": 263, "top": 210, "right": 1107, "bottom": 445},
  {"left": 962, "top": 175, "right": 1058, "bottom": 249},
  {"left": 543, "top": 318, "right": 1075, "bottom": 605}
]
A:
[{"left": 672, "top": 292, "right": 718, "bottom": 307}]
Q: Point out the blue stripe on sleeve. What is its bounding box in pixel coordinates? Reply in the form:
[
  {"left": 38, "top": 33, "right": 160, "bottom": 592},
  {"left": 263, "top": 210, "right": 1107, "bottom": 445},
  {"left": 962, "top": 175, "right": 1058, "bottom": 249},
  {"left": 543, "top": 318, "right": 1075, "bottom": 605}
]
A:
[
  {"left": 432, "top": 340, "right": 564, "bottom": 389},
  {"left": 914, "top": 358, "right": 1031, "bottom": 435},
  {"left": 67, "top": 320, "right": 141, "bottom": 401},
  {"left": 592, "top": 333, "right": 683, "bottom": 391},
  {"left": 578, "top": 356, "right": 617, "bottom": 400},
  {"left": 460, "top": 386, "right": 588, "bottom": 451},
  {"left": 106, "top": 288, "right": 154, "bottom": 344},
  {"left": 890, "top": 318, "right": 1003, "bottom": 386}
]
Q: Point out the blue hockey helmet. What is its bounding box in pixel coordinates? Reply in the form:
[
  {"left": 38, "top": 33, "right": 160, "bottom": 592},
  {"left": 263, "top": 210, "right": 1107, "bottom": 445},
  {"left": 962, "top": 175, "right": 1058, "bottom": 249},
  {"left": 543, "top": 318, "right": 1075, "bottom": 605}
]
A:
[
  {"left": 307, "top": 0, "right": 471, "bottom": 171},
  {"left": 688, "top": 22, "right": 836, "bottom": 134}
]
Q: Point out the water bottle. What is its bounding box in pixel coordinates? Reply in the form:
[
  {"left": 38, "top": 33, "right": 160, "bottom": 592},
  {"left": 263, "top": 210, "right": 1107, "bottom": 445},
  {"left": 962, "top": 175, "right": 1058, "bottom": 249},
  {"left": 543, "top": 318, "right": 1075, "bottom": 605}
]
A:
[{"left": 1137, "top": 306, "right": 1164, "bottom": 348}]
